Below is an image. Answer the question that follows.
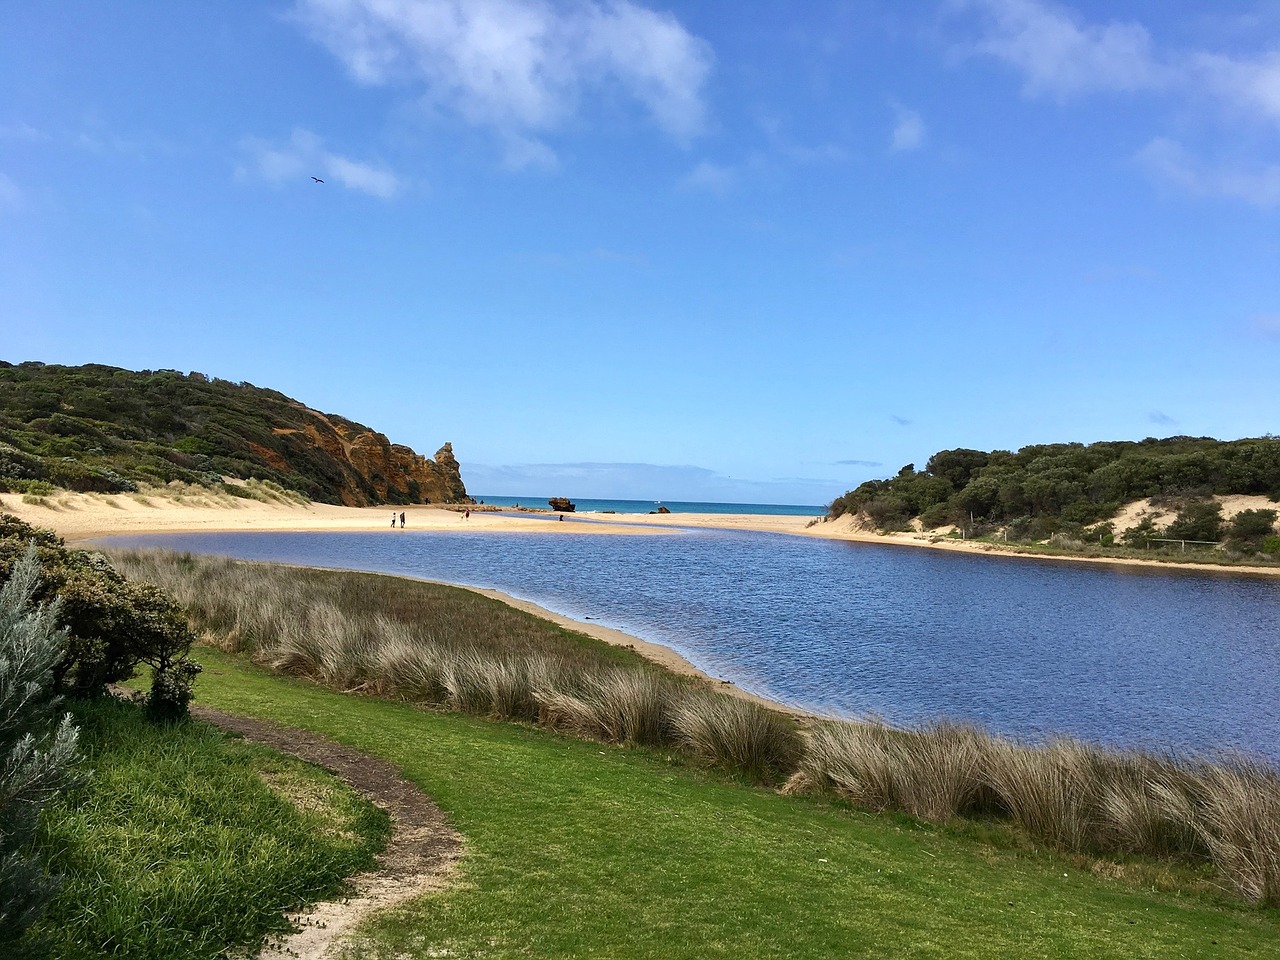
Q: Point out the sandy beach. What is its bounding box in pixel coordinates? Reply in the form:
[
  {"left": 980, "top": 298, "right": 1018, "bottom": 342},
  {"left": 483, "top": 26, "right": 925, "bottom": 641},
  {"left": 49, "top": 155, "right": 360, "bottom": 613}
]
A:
[
  {"left": 4, "top": 487, "right": 1277, "bottom": 716},
  {"left": 4, "top": 488, "right": 1280, "bottom": 580}
]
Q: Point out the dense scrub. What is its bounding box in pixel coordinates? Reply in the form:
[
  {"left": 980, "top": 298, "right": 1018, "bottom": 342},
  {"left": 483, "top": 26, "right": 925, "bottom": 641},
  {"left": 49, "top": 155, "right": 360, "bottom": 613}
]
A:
[
  {"left": 0, "top": 515, "right": 198, "bottom": 719},
  {"left": 0, "top": 360, "right": 464, "bottom": 505},
  {"left": 829, "top": 436, "right": 1280, "bottom": 545},
  {"left": 117, "top": 550, "right": 1280, "bottom": 905}
]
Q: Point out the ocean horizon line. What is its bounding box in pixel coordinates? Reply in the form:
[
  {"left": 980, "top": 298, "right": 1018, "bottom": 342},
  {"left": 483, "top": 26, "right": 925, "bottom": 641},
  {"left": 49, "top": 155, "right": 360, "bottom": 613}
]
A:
[{"left": 474, "top": 495, "right": 825, "bottom": 517}]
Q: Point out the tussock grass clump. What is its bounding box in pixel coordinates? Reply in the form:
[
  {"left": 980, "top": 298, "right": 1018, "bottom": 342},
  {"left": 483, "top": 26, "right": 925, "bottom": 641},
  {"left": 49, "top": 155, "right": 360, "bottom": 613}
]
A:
[
  {"left": 800, "top": 716, "right": 1280, "bottom": 905},
  {"left": 1177, "top": 759, "right": 1280, "bottom": 904},
  {"left": 673, "top": 692, "right": 803, "bottom": 783},
  {"left": 110, "top": 550, "right": 801, "bottom": 783},
  {"left": 800, "top": 720, "right": 988, "bottom": 822},
  {"left": 539, "top": 669, "right": 679, "bottom": 747},
  {"left": 981, "top": 738, "right": 1098, "bottom": 852}
]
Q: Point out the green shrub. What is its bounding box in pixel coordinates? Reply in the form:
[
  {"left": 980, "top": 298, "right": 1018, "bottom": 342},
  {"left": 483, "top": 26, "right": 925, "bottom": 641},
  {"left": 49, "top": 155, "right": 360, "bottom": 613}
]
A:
[
  {"left": 0, "top": 516, "right": 199, "bottom": 719},
  {"left": 1226, "top": 509, "right": 1278, "bottom": 553},
  {"left": 0, "top": 547, "right": 88, "bottom": 944},
  {"left": 1156, "top": 500, "right": 1223, "bottom": 543}
]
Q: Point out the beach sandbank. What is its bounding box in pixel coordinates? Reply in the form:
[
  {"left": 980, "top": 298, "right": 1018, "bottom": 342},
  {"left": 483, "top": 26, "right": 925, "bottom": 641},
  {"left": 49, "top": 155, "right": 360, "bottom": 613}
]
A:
[{"left": 4, "top": 489, "right": 1278, "bottom": 580}]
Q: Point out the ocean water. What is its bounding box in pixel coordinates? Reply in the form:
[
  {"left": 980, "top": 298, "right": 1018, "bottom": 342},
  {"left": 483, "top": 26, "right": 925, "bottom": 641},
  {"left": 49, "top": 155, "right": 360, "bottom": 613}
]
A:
[
  {"left": 103, "top": 528, "right": 1280, "bottom": 763},
  {"left": 475, "top": 495, "right": 823, "bottom": 516}
]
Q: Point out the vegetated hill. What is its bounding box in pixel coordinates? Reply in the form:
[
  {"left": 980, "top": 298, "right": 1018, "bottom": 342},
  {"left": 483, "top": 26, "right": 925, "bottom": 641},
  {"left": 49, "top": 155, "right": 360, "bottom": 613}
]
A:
[
  {"left": 830, "top": 436, "right": 1280, "bottom": 540},
  {"left": 0, "top": 361, "right": 470, "bottom": 506}
]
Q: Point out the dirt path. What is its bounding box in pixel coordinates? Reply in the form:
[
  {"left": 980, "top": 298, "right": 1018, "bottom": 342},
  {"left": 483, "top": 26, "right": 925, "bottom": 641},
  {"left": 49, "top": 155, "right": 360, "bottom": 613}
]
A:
[{"left": 192, "top": 706, "right": 464, "bottom": 960}]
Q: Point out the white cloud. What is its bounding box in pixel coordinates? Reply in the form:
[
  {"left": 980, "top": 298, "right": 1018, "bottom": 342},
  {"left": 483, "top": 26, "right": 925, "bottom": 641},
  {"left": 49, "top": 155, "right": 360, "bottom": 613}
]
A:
[
  {"left": 290, "top": 0, "right": 712, "bottom": 164},
  {"left": 890, "top": 104, "right": 926, "bottom": 151},
  {"left": 957, "top": 0, "right": 1280, "bottom": 127},
  {"left": 1136, "top": 137, "right": 1280, "bottom": 208},
  {"left": 956, "top": 0, "right": 1167, "bottom": 99},
  {"left": 677, "top": 159, "right": 735, "bottom": 195},
  {"left": 238, "top": 128, "right": 403, "bottom": 198},
  {"left": 955, "top": 2, "right": 1280, "bottom": 206},
  {"left": 1192, "top": 51, "right": 1280, "bottom": 125}
]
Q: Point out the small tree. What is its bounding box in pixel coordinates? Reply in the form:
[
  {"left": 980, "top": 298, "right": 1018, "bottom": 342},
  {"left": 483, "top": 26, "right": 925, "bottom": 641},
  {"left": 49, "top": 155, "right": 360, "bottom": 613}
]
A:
[
  {"left": 1226, "top": 509, "right": 1278, "bottom": 554},
  {"left": 1165, "top": 501, "right": 1224, "bottom": 544},
  {"left": 0, "top": 546, "right": 88, "bottom": 944}
]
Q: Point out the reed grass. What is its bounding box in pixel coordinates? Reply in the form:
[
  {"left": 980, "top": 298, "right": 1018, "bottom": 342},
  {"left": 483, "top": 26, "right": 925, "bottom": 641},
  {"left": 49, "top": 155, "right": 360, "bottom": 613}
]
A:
[{"left": 110, "top": 549, "right": 1280, "bottom": 903}]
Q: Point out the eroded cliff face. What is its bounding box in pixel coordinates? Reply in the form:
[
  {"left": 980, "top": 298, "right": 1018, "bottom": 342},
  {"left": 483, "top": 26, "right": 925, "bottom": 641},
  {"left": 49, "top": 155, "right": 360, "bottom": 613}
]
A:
[{"left": 287, "top": 407, "right": 469, "bottom": 507}]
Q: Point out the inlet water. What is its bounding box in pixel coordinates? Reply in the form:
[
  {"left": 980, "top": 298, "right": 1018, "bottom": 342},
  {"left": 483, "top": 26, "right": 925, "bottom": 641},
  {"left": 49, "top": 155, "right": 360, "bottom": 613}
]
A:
[{"left": 104, "top": 529, "right": 1280, "bottom": 762}]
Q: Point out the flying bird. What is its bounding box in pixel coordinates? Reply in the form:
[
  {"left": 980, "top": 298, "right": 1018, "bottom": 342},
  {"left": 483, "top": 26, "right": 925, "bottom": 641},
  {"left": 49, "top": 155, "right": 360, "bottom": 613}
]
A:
[{"left": 311, "top": 176, "right": 324, "bottom": 183}]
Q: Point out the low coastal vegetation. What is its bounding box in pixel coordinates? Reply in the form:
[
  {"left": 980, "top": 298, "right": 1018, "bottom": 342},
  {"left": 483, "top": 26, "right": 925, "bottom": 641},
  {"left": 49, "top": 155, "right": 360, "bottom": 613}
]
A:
[
  {"left": 109, "top": 550, "right": 804, "bottom": 784},
  {"left": 113, "top": 550, "right": 1280, "bottom": 907},
  {"left": 0, "top": 360, "right": 468, "bottom": 506},
  {"left": 829, "top": 436, "right": 1280, "bottom": 562}
]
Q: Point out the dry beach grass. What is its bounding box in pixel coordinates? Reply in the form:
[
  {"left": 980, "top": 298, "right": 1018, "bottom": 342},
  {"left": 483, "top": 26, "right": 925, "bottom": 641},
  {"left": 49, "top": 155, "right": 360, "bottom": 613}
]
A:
[{"left": 111, "top": 549, "right": 1280, "bottom": 906}]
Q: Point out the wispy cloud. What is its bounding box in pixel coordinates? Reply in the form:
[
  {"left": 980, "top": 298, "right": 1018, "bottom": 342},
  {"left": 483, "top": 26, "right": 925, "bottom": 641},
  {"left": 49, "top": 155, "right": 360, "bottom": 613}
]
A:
[
  {"left": 0, "top": 122, "right": 47, "bottom": 143},
  {"left": 890, "top": 414, "right": 912, "bottom": 426},
  {"left": 953, "top": 0, "right": 1167, "bottom": 99},
  {"left": 290, "top": 0, "right": 712, "bottom": 169},
  {"left": 1148, "top": 410, "right": 1177, "bottom": 427},
  {"left": 955, "top": 0, "right": 1280, "bottom": 127},
  {"left": 890, "top": 103, "right": 926, "bottom": 151},
  {"left": 952, "top": 1, "right": 1280, "bottom": 203},
  {"left": 678, "top": 159, "right": 737, "bottom": 195},
  {"left": 1135, "top": 137, "right": 1280, "bottom": 208},
  {"left": 834, "top": 459, "right": 883, "bottom": 468},
  {"left": 237, "top": 128, "right": 403, "bottom": 198}
]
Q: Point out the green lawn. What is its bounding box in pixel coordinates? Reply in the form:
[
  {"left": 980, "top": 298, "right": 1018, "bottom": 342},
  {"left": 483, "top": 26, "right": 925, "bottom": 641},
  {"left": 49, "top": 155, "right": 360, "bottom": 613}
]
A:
[
  {"left": 192, "top": 648, "right": 1279, "bottom": 960},
  {"left": 28, "top": 696, "right": 388, "bottom": 960}
]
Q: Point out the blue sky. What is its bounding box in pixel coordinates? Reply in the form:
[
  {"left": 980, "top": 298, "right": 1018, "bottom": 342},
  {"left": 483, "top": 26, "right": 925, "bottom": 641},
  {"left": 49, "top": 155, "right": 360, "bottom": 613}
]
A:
[{"left": 2, "top": 1, "right": 1278, "bottom": 505}]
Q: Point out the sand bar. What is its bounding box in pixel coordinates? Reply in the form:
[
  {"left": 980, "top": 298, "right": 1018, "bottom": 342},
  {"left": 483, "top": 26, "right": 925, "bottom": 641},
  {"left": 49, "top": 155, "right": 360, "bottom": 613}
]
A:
[{"left": 3, "top": 489, "right": 1279, "bottom": 579}]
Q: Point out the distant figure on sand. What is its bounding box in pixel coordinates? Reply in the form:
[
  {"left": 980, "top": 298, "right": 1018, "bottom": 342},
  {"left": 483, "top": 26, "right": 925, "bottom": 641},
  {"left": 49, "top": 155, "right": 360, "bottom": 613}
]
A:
[
  {"left": 465, "top": 509, "right": 471, "bottom": 520},
  {"left": 400, "top": 511, "right": 405, "bottom": 528},
  {"left": 391, "top": 512, "right": 396, "bottom": 528}
]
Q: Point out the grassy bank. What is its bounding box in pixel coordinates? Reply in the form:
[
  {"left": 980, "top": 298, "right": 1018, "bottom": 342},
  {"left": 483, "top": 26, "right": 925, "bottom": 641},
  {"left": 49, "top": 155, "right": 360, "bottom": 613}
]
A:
[
  {"left": 112, "top": 551, "right": 1280, "bottom": 908},
  {"left": 110, "top": 551, "right": 803, "bottom": 782},
  {"left": 25, "top": 697, "right": 388, "bottom": 960},
  {"left": 189, "top": 647, "right": 1279, "bottom": 958}
]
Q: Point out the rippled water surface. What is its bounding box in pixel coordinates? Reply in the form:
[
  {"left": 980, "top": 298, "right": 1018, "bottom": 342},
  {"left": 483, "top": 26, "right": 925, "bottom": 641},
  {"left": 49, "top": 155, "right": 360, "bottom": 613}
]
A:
[{"left": 104, "top": 529, "right": 1280, "bottom": 761}]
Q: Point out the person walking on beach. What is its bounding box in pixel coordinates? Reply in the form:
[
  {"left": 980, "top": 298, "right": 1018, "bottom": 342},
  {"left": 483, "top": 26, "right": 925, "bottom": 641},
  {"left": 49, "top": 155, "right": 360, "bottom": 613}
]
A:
[
  {"left": 400, "top": 511, "right": 406, "bottom": 528},
  {"left": 391, "top": 512, "right": 396, "bottom": 528}
]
